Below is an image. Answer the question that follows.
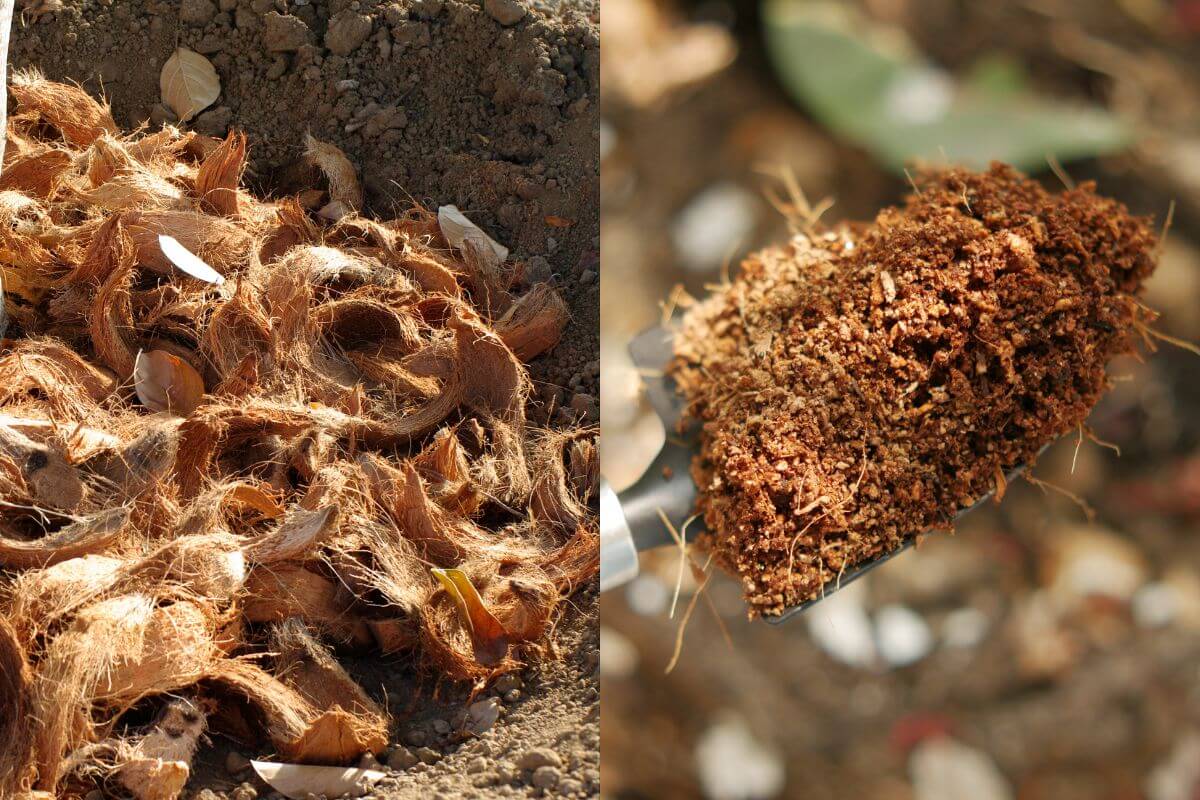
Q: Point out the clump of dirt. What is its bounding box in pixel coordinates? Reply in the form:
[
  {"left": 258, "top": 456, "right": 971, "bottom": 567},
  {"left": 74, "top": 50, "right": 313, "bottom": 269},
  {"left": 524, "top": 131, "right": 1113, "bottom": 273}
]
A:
[
  {"left": 0, "top": 74, "right": 597, "bottom": 797},
  {"left": 672, "top": 164, "right": 1159, "bottom": 617}
]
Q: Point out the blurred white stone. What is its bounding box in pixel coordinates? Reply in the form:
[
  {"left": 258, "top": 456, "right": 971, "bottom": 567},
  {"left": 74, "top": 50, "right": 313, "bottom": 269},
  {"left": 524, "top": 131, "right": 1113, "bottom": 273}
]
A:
[
  {"left": 1146, "top": 732, "right": 1200, "bottom": 800},
  {"left": 626, "top": 574, "right": 670, "bottom": 616},
  {"left": 806, "top": 580, "right": 877, "bottom": 669},
  {"left": 600, "top": 119, "right": 617, "bottom": 161},
  {"left": 671, "top": 183, "right": 757, "bottom": 273},
  {"left": 1133, "top": 582, "right": 1177, "bottom": 628},
  {"left": 941, "top": 607, "right": 990, "bottom": 649},
  {"left": 599, "top": 625, "right": 639, "bottom": 678},
  {"left": 875, "top": 604, "right": 934, "bottom": 667},
  {"left": 1043, "top": 524, "right": 1148, "bottom": 610},
  {"left": 910, "top": 737, "right": 1012, "bottom": 800},
  {"left": 695, "top": 713, "right": 785, "bottom": 800},
  {"left": 883, "top": 67, "right": 953, "bottom": 125}
]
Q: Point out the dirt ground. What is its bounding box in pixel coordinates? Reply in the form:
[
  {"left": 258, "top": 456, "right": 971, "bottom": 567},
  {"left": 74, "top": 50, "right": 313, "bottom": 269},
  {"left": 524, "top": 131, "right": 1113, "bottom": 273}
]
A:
[
  {"left": 8, "top": 0, "right": 598, "bottom": 797},
  {"left": 601, "top": 1, "right": 1200, "bottom": 798}
]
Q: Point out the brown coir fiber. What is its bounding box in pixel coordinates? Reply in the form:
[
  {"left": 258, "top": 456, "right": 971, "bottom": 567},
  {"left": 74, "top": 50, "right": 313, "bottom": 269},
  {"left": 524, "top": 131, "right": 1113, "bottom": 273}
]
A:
[
  {"left": 0, "top": 73, "right": 596, "bottom": 797},
  {"left": 671, "top": 164, "right": 1157, "bottom": 618}
]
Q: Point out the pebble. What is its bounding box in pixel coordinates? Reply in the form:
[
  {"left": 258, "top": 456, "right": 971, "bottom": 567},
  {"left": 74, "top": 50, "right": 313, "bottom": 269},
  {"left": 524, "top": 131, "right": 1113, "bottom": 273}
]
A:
[
  {"left": 225, "top": 750, "right": 251, "bottom": 774},
  {"left": 336, "top": 79, "right": 360, "bottom": 93},
  {"left": 484, "top": 0, "right": 527, "bottom": 26},
  {"left": 525, "top": 255, "right": 553, "bottom": 283},
  {"left": 531, "top": 765, "right": 560, "bottom": 788},
  {"left": 431, "top": 718, "right": 451, "bottom": 735},
  {"left": 909, "top": 737, "right": 1012, "bottom": 800},
  {"left": 231, "top": 784, "right": 258, "bottom": 800},
  {"left": 578, "top": 268, "right": 595, "bottom": 284},
  {"left": 405, "top": 728, "right": 429, "bottom": 747},
  {"left": 193, "top": 105, "right": 233, "bottom": 136},
  {"left": 387, "top": 746, "right": 419, "bottom": 770},
  {"left": 467, "top": 755, "right": 489, "bottom": 773},
  {"left": 266, "top": 55, "right": 288, "bottom": 80},
  {"left": 569, "top": 392, "right": 596, "bottom": 421},
  {"left": 558, "top": 778, "right": 584, "bottom": 796},
  {"left": 874, "top": 604, "right": 934, "bottom": 667},
  {"left": 517, "top": 747, "right": 562, "bottom": 771},
  {"left": 805, "top": 580, "right": 877, "bottom": 668},
  {"left": 670, "top": 182, "right": 758, "bottom": 273},
  {"left": 599, "top": 626, "right": 638, "bottom": 678},
  {"left": 358, "top": 752, "right": 382, "bottom": 770},
  {"left": 494, "top": 673, "right": 522, "bottom": 693},
  {"left": 415, "top": 746, "right": 442, "bottom": 764},
  {"left": 468, "top": 696, "right": 502, "bottom": 734},
  {"left": 503, "top": 688, "right": 522, "bottom": 703},
  {"left": 695, "top": 714, "right": 785, "bottom": 800}
]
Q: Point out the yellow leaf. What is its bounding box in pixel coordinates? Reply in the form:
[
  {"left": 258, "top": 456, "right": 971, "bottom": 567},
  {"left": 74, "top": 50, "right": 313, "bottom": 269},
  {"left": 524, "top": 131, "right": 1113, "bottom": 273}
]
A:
[
  {"left": 160, "top": 48, "right": 221, "bottom": 123},
  {"left": 431, "top": 567, "right": 510, "bottom": 665}
]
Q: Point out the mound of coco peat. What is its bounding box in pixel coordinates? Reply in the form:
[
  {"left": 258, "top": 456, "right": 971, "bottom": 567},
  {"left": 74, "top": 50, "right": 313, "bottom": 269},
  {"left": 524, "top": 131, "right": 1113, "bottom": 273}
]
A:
[
  {"left": 671, "top": 164, "right": 1157, "bottom": 618},
  {"left": 0, "top": 73, "right": 597, "bottom": 799}
]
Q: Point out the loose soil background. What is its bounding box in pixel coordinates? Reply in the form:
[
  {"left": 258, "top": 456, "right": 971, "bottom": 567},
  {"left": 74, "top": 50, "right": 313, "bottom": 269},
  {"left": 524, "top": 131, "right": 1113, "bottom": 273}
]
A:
[{"left": 9, "top": 0, "right": 599, "bottom": 797}]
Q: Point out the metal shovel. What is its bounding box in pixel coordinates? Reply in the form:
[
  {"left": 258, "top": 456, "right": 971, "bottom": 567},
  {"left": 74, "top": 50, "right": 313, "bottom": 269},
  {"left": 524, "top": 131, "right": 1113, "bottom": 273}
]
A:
[{"left": 600, "top": 325, "right": 1032, "bottom": 624}]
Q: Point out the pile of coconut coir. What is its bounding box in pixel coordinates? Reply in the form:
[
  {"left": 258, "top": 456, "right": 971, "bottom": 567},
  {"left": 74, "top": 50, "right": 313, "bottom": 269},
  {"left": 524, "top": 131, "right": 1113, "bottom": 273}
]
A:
[
  {"left": 0, "top": 73, "right": 597, "bottom": 798},
  {"left": 671, "top": 164, "right": 1158, "bottom": 618}
]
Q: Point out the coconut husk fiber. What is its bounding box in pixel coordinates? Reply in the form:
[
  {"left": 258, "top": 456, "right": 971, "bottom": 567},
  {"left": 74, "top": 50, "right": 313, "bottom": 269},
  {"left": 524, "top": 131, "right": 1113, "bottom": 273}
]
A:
[
  {"left": 671, "top": 164, "right": 1159, "bottom": 618},
  {"left": 0, "top": 75, "right": 597, "bottom": 797}
]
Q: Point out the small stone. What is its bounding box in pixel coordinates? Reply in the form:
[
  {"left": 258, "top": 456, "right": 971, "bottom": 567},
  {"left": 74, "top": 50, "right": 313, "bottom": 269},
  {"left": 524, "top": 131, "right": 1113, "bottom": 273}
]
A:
[
  {"left": 517, "top": 748, "right": 563, "bottom": 771},
  {"left": 336, "top": 79, "right": 360, "bottom": 93},
  {"left": 569, "top": 393, "right": 596, "bottom": 421},
  {"left": 530, "top": 766, "right": 560, "bottom": 789},
  {"left": 525, "top": 255, "right": 553, "bottom": 283},
  {"left": 468, "top": 697, "right": 502, "bottom": 735},
  {"left": 503, "top": 688, "right": 521, "bottom": 703},
  {"left": 467, "top": 755, "right": 489, "bottom": 773},
  {"left": 225, "top": 750, "right": 251, "bottom": 774},
  {"left": 149, "top": 103, "right": 178, "bottom": 127},
  {"left": 405, "top": 728, "right": 429, "bottom": 747},
  {"left": 578, "top": 268, "right": 595, "bottom": 284},
  {"left": 431, "top": 718, "right": 451, "bottom": 735},
  {"left": 266, "top": 55, "right": 288, "bottom": 80},
  {"left": 387, "top": 746, "right": 419, "bottom": 770},
  {"left": 231, "top": 784, "right": 258, "bottom": 800},
  {"left": 494, "top": 762, "right": 516, "bottom": 783},
  {"left": 415, "top": 746, "right": 442, "bottom": 764},
  {"left": 484, "top": 0, "right": 526, "bottom": 26},
  {"left": 262, "top": 12, "right": 312, "bottom": 52},
  {"left": 325, "top": 9, "right": 373, "bottom": 55},
  {"left": 494, "top": 673, "right": 522, "bottom": 693},
  {"left": 193, "top": 105, "right": 233, "bottom": 136},
  {"left": 180, "top": 0, "right": 217, "bottom": 25},
  {"left": 84, "top": 791, "right": 104, "bottom": 800},
  {"left": 558, "top": 778, "right": 584, "bottom": 795},
  {"left": 358, "top": 752, "right": 381, "bottom": 770}
]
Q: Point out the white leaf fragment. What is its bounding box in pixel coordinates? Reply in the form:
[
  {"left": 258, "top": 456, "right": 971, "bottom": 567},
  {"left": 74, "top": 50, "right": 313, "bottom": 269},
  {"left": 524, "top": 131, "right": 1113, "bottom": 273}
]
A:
[
  {"left": 251, "top": 761, "right": 386, "bottom": 800},
  {"left": 438, "top": 204, "right": 509, "bottom": 269},
  {"left": 158, "top": 234, "right": 225, "bottom": 285}
]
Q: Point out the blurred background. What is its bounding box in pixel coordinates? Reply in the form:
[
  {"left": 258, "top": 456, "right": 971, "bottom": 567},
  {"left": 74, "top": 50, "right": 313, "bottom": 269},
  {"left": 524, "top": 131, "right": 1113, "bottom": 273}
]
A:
[{"left": 599, "top": 1, "right": 1200, "bottom": 798}]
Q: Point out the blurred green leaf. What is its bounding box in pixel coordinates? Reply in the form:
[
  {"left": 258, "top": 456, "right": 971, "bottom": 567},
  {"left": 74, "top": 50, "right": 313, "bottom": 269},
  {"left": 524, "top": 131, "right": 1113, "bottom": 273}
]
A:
[{"left": 762, "top": 0, "right": 1132, "bottom": 173}]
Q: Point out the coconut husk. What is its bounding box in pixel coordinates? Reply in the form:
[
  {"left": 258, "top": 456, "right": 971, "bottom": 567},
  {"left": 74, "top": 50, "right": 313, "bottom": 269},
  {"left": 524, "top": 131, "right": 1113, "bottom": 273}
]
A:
[
  {"left": 0, "top": 617, "right": 35, "bottom": 796},
  {"left": 0, "top": 75, "right": 597, "bottom": 791},
  {"left": 10, "top": 69, "right": 118, "bottom": 147},
  {"left": 496, "top": 283, "right": 570, "bottom": 361},
  {"left": 204, "top": 659, "right": 386, "bottom": 764}
]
